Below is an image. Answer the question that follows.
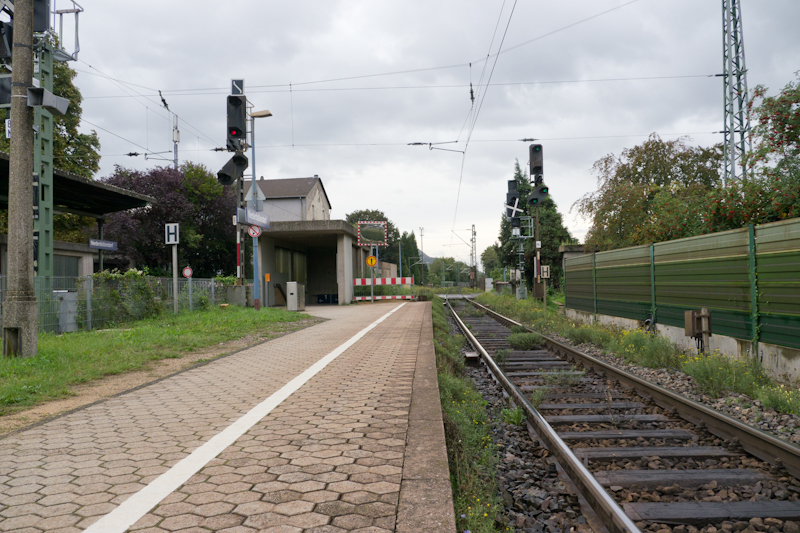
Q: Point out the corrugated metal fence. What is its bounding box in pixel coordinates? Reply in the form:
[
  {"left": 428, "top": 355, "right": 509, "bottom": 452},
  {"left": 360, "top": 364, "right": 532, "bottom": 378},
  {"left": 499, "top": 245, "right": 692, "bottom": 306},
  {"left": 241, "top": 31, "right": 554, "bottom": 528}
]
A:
[{"left": 564, "top": 218, "right": 800, "bottom": 350}]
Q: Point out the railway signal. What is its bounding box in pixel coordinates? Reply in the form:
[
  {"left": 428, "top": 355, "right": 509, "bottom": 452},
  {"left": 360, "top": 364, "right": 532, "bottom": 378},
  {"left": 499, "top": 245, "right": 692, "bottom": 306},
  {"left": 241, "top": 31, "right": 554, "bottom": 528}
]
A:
[
  {"left": 227, "top": 95, "right": 247, "bottom": 151},
  {"left": 527, "top": 184, "right": 549, "bottom": 206},
  {"left": 530, "top": 143, "right": 543, "bottom": 183},
  {"left": 217, "top": 151, "right": 248, "bottom": 185}
]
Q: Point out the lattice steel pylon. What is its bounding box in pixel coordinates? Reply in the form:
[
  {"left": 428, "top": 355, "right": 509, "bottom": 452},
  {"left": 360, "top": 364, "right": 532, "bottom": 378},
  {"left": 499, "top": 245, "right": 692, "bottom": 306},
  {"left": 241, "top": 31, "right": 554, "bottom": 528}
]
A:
[{"left": 722, "top": 0, "right": 752, "bottom": 183}]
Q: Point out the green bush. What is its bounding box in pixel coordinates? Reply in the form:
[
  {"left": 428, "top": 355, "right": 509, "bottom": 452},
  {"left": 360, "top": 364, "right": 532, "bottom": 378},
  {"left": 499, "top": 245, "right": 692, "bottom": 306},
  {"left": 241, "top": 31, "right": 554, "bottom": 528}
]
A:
[
  {"left": 78, "top": 269, "right": 162, "bottom": 328},
  {"left": 681, "top": 351, "right": 769, "bottom": 397},
  {"left": 509, "top": 325, "right": 528, "bottom": 334},
  {"left": 758, "top": 384, "right": 800, "bottom": 415},
  {"left": 610, "top": 329, "right": 681, "bottom": 369},
  {"left": 508, "top": 332, "right": 544, "bottom": 350}
]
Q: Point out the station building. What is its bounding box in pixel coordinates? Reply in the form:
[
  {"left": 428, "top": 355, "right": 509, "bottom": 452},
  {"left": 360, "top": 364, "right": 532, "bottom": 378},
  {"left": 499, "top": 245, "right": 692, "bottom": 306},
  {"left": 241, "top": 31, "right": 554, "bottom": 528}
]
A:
[{"left": 244, "top": 176, "right": 388, "bottom": 306}]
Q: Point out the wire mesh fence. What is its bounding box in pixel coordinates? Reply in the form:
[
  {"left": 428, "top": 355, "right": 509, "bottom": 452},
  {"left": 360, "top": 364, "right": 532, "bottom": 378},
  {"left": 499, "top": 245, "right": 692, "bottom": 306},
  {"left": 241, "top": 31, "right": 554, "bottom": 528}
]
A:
[{"left": 0, "top": 276, "right": 248, "bottom": 334}]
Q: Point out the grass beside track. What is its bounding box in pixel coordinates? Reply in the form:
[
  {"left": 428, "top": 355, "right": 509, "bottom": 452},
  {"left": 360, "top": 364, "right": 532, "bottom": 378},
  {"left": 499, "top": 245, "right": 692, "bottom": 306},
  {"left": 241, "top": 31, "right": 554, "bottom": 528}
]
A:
[
  {"left": 475, "top": 292, "right": 800, "bottom": 417},
  {"left": 0, "top": 306, "right": 312, "bottom": 414},
  {"left": 430, "top": 295, "right": 505, "bottom": 533}
]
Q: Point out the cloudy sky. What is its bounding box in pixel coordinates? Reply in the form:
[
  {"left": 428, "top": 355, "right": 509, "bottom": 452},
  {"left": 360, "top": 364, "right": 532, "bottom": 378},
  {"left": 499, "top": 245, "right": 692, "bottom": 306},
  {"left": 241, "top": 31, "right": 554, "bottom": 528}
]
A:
[{"left": 63, "top": 0, "right": 800, "bottom": 269}]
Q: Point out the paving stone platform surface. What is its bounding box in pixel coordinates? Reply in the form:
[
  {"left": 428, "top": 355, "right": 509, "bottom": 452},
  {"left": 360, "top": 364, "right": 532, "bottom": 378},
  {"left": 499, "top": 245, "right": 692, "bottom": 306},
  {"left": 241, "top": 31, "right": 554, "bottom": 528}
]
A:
[{"left": 0, "top": 301, "right": 455, "bottom": 533}]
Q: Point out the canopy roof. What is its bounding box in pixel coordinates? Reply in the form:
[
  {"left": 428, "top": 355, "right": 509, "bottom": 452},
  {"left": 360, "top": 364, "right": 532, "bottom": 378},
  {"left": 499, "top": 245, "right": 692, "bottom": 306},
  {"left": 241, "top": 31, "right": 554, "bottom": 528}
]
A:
[{"left": 0, "top": 152, "right": 153, "bottom": 218}]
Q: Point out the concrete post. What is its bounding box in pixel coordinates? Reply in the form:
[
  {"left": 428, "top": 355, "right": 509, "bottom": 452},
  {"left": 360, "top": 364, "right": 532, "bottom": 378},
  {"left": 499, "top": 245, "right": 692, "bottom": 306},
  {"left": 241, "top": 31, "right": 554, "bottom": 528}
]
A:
[
  {"left": 86, "top": 276, "right": 92, "bottom": 331},
  {"left": 3, "top": 0, "right": 38, "bottom": 357},
  {"left": 336, "top": 234, "right": 353, "bottom": 304}
]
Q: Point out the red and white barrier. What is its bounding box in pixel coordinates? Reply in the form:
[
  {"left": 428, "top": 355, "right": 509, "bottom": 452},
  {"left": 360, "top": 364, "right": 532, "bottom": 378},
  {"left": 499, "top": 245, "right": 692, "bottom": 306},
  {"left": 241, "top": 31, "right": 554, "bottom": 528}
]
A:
[
  {"left": 354, "top": 295, "right": 415, "bottom": 301},
  {"left": 353, "top": 277, "right": 414, "bottom": 286}
]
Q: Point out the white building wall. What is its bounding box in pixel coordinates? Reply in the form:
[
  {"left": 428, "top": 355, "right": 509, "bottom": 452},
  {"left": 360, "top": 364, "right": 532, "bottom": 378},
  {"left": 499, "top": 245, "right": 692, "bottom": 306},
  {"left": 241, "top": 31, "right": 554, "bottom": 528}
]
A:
[
  {"left": 263, "top": 198, "right": 304, "bottom": 222},
  {"left": 305, "top": 184, "right": 330, "bottom": 221}
]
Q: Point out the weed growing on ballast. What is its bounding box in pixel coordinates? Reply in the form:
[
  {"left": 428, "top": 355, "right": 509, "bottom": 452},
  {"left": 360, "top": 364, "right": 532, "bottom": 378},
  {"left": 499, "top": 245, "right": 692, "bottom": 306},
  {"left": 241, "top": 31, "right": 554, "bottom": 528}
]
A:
[
  {"left": 508, "top": 332, "right": 544, "bottom": 351},
  {"left": 543, "top": 367, "right": 585, "bottom": 387},
  {"left": 494, "top": 348, "right": 511, "bottom": 365},
  {"left": 500, "top": 406, "right": 525, "bottom": 426}
]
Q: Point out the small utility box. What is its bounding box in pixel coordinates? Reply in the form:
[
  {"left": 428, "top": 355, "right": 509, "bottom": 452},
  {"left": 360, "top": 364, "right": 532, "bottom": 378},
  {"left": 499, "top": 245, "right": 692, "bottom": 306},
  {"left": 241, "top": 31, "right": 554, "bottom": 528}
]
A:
[
  {"left": 684, "top": 310, "right": 701, "bottom": 337},
  {"left": 286, "top": 282, "right": 305, "bottom": 312},
  {"left": 54, "top": 290, "right": 78, "bottom": 333},
  {"left": 226, "top": 285, "right": 246, "bottom": 307},
  {"left": 684, "top": 310, "right": 712, "bottom": 338}
]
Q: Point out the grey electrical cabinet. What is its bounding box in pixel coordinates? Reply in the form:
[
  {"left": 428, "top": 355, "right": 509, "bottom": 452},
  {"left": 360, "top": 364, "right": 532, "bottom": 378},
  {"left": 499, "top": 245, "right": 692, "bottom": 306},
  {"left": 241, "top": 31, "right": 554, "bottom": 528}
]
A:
[{"left": 287, "top": 282, "right": 305, "bottom": 311}]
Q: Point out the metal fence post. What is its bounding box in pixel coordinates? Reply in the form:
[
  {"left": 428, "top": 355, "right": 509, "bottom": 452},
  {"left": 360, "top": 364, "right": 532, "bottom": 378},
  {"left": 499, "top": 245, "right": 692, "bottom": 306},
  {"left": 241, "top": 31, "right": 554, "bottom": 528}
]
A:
[
  {"left": 86, "top": 275, "right": 93, "bottom": 331},
  {"left": 748, "top": 224, "right": 760, "bottom": 356},
  {"left": 189, "top": 277, "right": 193, "bottom": 311},
  {"left": 650, "top": 243, "right": 656, "bottom": 323},
  {"left": 211, "top": 279, "right": 215, "bottom": 306},
  {"left": 592, "top": 252, "right": 597, "bottom": 323}
]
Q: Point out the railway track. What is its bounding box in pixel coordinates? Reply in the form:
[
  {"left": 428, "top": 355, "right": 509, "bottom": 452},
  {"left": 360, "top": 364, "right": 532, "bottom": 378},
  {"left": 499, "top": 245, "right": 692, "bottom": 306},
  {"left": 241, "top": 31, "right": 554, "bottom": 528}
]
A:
[{"left": 447, "top": 297, "right": 800, "bottom": 533}]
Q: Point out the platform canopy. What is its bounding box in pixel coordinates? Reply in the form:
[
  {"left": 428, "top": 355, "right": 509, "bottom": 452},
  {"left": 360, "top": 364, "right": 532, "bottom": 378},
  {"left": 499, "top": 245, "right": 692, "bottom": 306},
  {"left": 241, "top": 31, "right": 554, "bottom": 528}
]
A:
[{"left": 0, "top": 152, "right": 153, "bottom": 218}]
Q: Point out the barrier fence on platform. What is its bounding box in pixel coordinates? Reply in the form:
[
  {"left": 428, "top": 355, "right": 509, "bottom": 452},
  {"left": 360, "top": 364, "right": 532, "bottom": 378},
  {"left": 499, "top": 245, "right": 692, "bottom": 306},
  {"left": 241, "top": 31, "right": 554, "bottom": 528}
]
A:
[
  {"left": 0, "top": 275, "right": 250, "bottom": 334},
  {"left": 564, "top": 218, "right": 800, "bottom": 350},
  {"left": 352, "top": 277, "right": 415, "bottom": 301}
]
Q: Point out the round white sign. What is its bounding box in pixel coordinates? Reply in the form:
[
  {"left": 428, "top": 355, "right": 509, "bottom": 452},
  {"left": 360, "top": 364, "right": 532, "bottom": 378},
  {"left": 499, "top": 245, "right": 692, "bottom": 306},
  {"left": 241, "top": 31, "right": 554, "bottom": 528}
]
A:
[
  {"left": 248, "top": 225, "right": 262, "bottom": 238},
  {"left": 182, "top": 266, "right": 193, "bottom": 278}
]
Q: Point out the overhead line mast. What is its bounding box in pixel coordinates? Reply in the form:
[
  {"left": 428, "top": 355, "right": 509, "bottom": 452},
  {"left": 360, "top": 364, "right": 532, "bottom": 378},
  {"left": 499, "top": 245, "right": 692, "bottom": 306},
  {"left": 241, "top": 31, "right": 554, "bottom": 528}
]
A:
[{"left": 722, "top": 0, "right": 752, "bottom": 183}]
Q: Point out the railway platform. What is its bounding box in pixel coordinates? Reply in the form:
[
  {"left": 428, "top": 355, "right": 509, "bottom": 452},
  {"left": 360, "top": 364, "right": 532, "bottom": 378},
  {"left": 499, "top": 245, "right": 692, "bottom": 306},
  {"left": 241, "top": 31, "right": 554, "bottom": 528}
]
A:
[{"left": 0, "top": 302, "right": 455, "bottom": 533}]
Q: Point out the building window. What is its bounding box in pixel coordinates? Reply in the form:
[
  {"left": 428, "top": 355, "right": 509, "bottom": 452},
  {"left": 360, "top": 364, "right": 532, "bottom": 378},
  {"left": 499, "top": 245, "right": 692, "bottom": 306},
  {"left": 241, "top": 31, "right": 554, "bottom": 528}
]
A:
[
  {"left": 275, "top": 248, "right": 292, "bottom": 275},
  {"left": 275, "top": 247, "right": 307, "bottom": 284},
  {"left": 54, "top": 255, "right": 79, "bottom": 278}
]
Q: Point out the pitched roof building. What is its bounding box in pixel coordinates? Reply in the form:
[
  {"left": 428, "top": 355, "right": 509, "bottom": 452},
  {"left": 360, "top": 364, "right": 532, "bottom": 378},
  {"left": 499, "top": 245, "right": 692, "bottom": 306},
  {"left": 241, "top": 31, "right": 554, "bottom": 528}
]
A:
[{"left": 244, "top": 175, "right": 331, "bottom": 222}]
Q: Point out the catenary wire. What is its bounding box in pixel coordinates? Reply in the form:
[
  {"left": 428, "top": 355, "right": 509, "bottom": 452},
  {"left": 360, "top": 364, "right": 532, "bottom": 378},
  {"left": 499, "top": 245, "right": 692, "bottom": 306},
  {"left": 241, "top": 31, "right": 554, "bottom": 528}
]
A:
[
  {"left": 80, "top": 74, "right": 716, "bottom": 99},
  {"left": 80, "top": 118, "right": 172, "bottom": 163},
  {"left": 452, "top": 0, "right": 519, "bottom": 233},
  {"left": 78, "top": 60, "right": 220, "bottom": 149},
  {"left": 78, "top": 1, "right": 645, "bottom": 99}
]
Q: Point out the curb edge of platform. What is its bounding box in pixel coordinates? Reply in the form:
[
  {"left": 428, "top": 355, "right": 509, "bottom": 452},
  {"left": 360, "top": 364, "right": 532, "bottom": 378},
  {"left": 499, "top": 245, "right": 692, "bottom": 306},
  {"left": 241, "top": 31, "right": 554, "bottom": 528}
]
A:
[{"left": 396, "top": 301, "right": 458, "bottom": 533}]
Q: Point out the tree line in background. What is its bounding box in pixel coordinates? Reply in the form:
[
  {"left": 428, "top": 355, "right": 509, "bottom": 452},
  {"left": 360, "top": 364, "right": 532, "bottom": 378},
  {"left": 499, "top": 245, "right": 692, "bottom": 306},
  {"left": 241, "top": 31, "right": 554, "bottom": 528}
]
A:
[
  {"left": 573, "top": 73, "right": 800, "bottom": 250},
  {"left": 102, "top": 164, "right": 238, "bottom": 278}
]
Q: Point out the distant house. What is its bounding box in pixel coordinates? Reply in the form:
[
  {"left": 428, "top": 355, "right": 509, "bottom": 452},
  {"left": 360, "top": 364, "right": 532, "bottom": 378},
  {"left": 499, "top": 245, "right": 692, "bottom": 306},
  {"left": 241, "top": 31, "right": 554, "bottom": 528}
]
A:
[{"left": 244, "top": 175, "right": 331, "bottom": 222}]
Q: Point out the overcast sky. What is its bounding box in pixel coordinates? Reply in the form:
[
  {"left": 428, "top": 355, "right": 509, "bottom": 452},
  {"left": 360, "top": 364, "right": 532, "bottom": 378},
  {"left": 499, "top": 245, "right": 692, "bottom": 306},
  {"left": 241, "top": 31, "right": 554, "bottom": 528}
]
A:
[{"left": 63, "top": 0, "right": 800, "bottom": 269}]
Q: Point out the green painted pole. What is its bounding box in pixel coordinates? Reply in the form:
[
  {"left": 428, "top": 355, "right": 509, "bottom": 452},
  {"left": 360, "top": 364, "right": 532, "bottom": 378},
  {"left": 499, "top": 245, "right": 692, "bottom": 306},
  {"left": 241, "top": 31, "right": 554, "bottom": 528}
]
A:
[
  {"left": 748, "top": 225, "right": 759, "bottom": 356},
  {"left": 592, "top": 252, "right": 597, "bottom": 323},
  {"left": 650, "top": 244, "right": 656, "bottom": 322}
]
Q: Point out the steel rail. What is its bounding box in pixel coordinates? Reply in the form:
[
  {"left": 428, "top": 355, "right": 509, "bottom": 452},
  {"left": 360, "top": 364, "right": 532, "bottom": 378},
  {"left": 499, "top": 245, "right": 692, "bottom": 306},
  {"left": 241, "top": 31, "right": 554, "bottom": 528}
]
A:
[
  {"left": 446, "top": 299, "right": 641, "bottom": 533},
  {"left": 469, "top": 299, "right": 800, "bottom": 479}
]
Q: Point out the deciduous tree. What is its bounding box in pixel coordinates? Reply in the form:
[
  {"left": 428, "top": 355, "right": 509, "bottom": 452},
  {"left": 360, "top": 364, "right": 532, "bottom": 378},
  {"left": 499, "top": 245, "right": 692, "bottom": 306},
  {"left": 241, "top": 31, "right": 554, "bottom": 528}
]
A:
[
  {"left": 101, "top": 163, "right": 237, "bottom": 277},
  {"left": 573, "top": 134, "right": 722, "bottom": 249},
  {"left": 345, "top": 209, "right": 401, "bottom": 265}
]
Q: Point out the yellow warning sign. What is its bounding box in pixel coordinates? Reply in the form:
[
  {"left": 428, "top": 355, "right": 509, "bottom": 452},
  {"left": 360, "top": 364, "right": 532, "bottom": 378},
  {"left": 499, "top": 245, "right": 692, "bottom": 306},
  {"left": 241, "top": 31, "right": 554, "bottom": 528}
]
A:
[{"left": 366, "top": 255, "right": 377, "bottom": 267}]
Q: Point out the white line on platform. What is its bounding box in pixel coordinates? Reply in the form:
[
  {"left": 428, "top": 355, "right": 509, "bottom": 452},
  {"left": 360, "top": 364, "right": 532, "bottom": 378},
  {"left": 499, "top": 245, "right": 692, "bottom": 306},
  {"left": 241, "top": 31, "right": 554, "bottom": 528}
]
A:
[{"left": 85, "top": 303, "right": 407, "bottom": 533}]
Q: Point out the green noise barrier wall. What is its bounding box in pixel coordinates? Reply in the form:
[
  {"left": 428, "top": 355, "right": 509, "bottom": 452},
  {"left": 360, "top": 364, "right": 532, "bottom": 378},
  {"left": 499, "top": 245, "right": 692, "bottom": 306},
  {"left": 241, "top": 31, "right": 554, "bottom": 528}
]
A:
[{"left": 564, "top": 218, "right": 800, "bottom": 350}]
